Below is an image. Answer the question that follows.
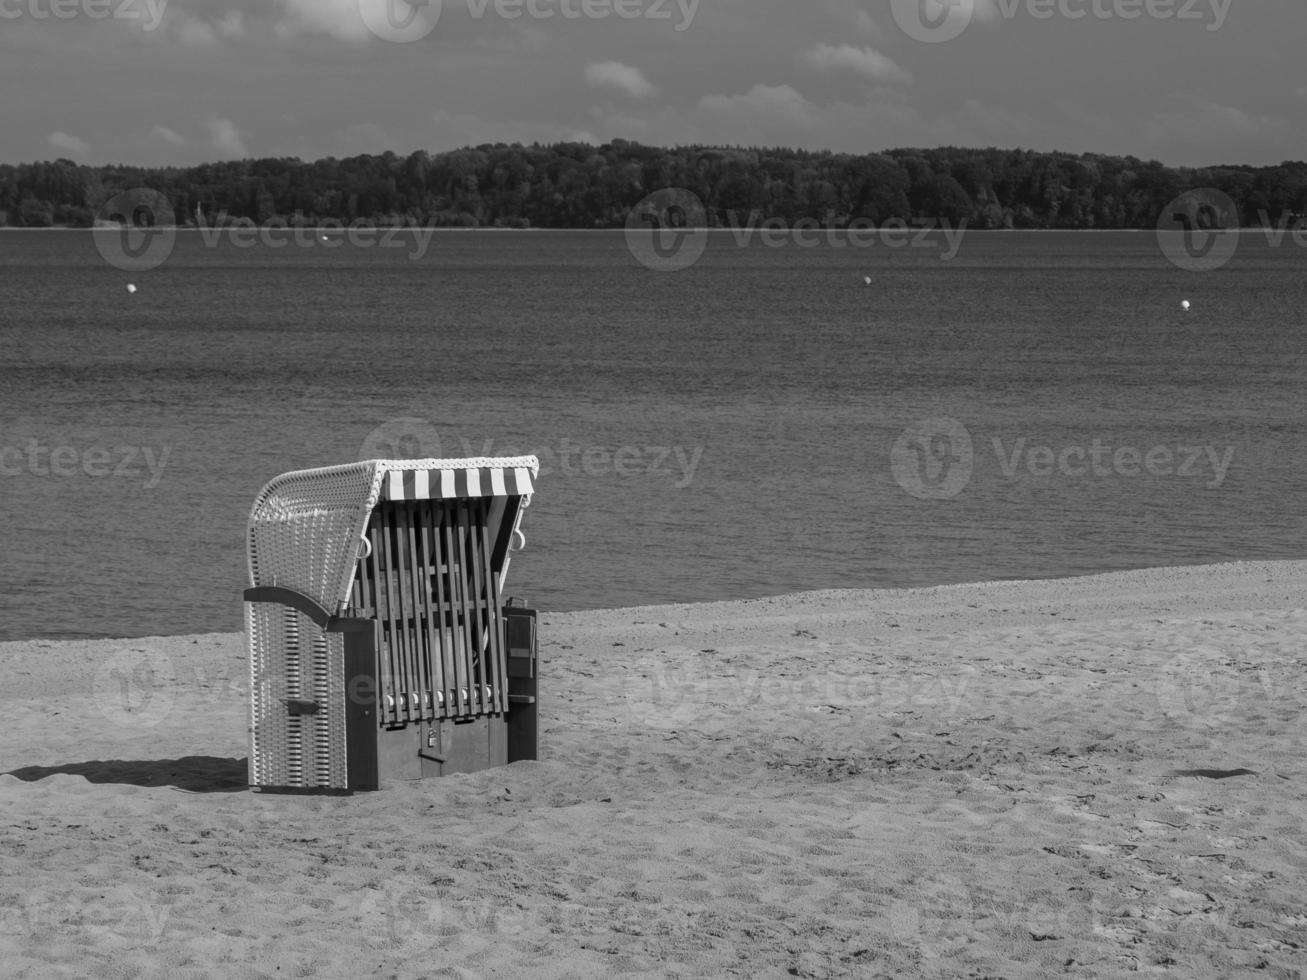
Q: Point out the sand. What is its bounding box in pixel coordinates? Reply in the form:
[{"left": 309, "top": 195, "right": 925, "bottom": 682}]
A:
[{"left": 1, "top": 561, "right": 1304, "bottom": 979}]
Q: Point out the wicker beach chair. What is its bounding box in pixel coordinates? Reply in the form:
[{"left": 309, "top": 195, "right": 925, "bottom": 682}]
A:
[{"left": 244, "top": 457, "right": 540, "bottom": 792}]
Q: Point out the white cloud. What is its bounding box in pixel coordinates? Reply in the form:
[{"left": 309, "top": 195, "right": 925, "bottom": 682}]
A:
[
  {"left": 48, "top": 131, "right": 89, "bottom": 156},
  {"left": 584, "top": 62, "right": 658, "bottom": 99},
  {"left": 208, "top": 118, "right": 248, "bottom": 158},
  {"left": 803, "top": 43, "right": 912, "bottom": 84},
  {"left": 165, "top": 9, "right": 246, "bottom": 45},
  {"left": 699, "top": 84, "right": 818, "bottom": 127},
  {"left": 151, "top": 125, "right": 187, "bottom": 147},
  {"left": 278, "top": 0, "right": 403, "bottom": 42}
]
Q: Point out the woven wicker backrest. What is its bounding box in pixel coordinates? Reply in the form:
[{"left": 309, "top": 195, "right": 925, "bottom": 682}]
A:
[{"left": 247, "top": 457, "right": 539, "bottom": 615}]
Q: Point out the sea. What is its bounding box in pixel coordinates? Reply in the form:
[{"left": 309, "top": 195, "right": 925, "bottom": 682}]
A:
[{"left": 1, "top": 226, "right": 1304, "bottom": 642}]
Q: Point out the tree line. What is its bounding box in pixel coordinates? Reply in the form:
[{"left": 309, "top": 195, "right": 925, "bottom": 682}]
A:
[{"left": 2, "top": 140, "right": 1304, "bottom": 230}]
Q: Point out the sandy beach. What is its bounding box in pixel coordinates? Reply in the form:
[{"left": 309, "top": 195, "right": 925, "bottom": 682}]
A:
[{"left": 1, "top": 561, "right": 1304, "bottom": 979}]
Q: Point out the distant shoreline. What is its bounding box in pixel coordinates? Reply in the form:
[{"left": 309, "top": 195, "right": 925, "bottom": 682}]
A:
[{"left": 0, "top": 226, "right": 1292, "bottom": 234}]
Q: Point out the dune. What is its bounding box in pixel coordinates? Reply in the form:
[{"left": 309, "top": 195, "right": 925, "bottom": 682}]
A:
[{"left": 1, "top": 561, "right": 1305, "bottom": 979}]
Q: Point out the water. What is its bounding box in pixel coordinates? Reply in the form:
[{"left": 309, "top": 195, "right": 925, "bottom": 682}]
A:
[{"left": 1, "top": 229, "right": 1304, "bottom": 641}]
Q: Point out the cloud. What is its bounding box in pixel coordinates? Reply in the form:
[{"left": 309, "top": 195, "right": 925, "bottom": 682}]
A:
[
  {"left": 584, "top": 62, "right": 658, "bottom": 99},
  {"left": 1144, "top": 99, "right": 1289, "bottom": 145},
  {"left": 277, "top": 0, "right": 368, "bottom": 41},
  {"left": 48, "top": 131, "right": 90, "bottom": 156},
  {"left": 150, "top": 125, "right": 187, "bottom": 147},
  {"left": 803, "top": 43, "right": 912, "bottom": 84},
  {"left": 699, "top": 84, "right": 819, "bottom": 127},
  {"left": 207, "top": 118, "right": 248, "bottom": 158}
]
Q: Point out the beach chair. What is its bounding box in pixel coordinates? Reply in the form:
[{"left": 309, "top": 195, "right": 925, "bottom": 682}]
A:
[{"left": 243, "top": 456, "right": 540, "bottom": 792}]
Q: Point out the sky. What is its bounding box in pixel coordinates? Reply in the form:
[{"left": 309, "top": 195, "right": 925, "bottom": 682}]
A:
[{"left": 2, "top": 0, "right": 1304, "bottom": 168}]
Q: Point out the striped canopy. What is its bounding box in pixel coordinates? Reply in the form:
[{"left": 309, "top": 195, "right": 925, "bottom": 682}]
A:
[
  {"left": 382, "top": 464, "right": 535, "bottom": 502},
  {"left": 247, "top": 456, "right": 539, "bottom": 614}
]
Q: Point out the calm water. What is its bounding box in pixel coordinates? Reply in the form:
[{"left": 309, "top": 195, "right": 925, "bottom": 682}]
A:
[{"left": 1, "top": 228, "right": 1304, "bottom": 641}]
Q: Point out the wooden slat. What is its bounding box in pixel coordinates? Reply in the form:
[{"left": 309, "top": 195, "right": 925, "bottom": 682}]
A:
[
  {"left": 369, "top": 519, "right": 396, "bottom": 726},
  {"left": 441, "top": 505, "right": 469, "bottom": 716},
  {"left": 431, "top": 506, "right": 454, "bottom": 719},
  {"left": 398, "top": 504, "right": 419, "bottom": 723},
  {"left": 407, "top": 500, "right": 433, "bottom": 721},
  {"left": 469, "top": 498, "right": 503, "bottom": 714},
  {"left": 477, "top": 498, "right": 507, "bottom": 714},
  {"left": 454, "top": 500, "right": 484, "bottom": 716},
  {"left": 465, "top": 499, "right": 491, "bottom": 713},
  {"left": 379, "top": 509, "right": 405, "bottom": 725}
]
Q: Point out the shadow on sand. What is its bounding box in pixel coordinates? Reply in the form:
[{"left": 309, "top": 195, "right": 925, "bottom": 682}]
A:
[{"left": 5, "top": 756, "right": 249, "bottom": 793}]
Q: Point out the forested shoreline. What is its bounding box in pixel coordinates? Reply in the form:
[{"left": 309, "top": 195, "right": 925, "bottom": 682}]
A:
[{"left": 2, "top": 140, "right": 1304, "bottom": 230}]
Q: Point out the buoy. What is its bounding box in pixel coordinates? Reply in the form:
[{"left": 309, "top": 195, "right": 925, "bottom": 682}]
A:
[
  {"left": 864, "top": 276, "right": 872, "bottom": 285},
  {"left": 126, "top": 283, "right": 137, "bottom": 294},
  {"left": 1181, "top": 300, "right": 1191, "bottom": 311}
]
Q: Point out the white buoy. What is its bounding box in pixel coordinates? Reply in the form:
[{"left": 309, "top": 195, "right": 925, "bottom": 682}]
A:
[
  {"left": 1181, "top": 300, "right": 1191, "bottom": 311},
  {"left": 126, "top": 283, "right": 137, "bottom": 294},
  {"left": 864, "top": 276, "right": 872, "bottom": 285}
]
